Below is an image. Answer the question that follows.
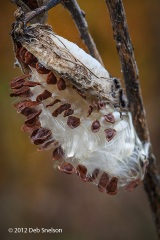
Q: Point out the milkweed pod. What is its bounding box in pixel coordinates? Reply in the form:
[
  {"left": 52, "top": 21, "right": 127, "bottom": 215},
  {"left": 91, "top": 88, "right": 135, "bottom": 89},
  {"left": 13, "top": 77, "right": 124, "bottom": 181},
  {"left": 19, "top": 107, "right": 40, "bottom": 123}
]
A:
[{"left": 11, "top": 12, "right": 148, "bottom": 194}]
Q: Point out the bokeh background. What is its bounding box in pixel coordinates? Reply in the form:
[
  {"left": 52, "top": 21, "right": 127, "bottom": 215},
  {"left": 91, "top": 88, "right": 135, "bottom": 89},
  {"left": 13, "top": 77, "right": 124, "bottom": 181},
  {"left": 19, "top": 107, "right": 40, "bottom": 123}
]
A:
[{"left": 0, "top": 1, "right": 160, "bottom": 240}]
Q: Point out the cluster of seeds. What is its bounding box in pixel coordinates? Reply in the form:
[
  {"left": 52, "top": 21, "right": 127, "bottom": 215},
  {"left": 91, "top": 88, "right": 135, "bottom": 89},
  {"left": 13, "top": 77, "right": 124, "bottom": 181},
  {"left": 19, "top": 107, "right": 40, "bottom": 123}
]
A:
[
  {"left": 10, "top": 46, "right": 146, "bottom": 195},
  {"left": 11, "top": 19, "right": 148, "bottom": 194}
]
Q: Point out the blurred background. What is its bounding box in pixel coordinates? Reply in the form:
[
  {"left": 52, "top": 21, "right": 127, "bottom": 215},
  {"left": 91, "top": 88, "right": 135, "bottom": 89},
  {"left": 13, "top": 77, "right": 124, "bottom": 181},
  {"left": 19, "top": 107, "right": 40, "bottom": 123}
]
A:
[{"left": 0, "top": 0, "right": 160, "bottom": 239}]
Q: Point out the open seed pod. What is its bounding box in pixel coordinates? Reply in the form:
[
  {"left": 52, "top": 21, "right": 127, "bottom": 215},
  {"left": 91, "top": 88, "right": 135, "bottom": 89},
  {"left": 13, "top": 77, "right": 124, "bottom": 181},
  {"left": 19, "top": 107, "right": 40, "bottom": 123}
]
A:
[{"left": 10, "top": 8, "right": 148, "bottom": 195}]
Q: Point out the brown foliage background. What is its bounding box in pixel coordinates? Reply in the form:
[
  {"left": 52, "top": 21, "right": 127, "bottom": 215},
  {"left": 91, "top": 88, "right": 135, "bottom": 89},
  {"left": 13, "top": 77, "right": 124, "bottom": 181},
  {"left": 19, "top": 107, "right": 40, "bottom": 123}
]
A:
[{"left": 0, "top": 1, "right": 159, "bottom": 240}]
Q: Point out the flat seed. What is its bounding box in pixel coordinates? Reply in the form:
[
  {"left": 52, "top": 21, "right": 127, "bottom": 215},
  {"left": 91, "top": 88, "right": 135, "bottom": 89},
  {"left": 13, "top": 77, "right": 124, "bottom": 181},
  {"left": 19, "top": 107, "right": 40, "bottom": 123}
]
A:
[
  {"left": 106, "top": 177, "right": 118, "bottom": 195},
  {"left": 24, "top": 51, "right": 37, "bottom": 68},
  {"left": 20, "top": 107, "right": 37, "bottom": 117},
  {"left": 25, "top": 109, "right": 42, "bottom": 126},
  {"left": 63, "top": 109, "right": 74, "bottom": 117},
  {"left": 58, "top": 162, "right": 75, "bottom": 174},
  {"left": 36, "top": 62, "right": 50, "bottom": 74},
  {"left": 125, "top": 179, "right": 140, "bottom": 192},
  {"left": 21, "top": 120, "right": 41, "bottom": 133},
  {"left": 10, "top": 81, "right": 24, "bottom": 89},
  {"left": 104, "top": 113, "right": 115, "bottom": 124},
  {"left": 10, "top": 74, "right": 31, "bottom": 89},
  {"left": 91, "top": 120, "right": 101, "bottom": 133},
  {"left": 23, "top": 81, "right": 41, "bottom": 87},
  {"left": 87, "top": 169, "right": 99, "bottom": 182},
  {"left": 14, "top": 100, "right": 39, "bottom": 110},
  {"left": 67, "top": 116, "right": 80, "bottom": 129},
  {"left": 46, "top": 99, "right": 61, "bottom": 107},
  {"left": 36, "top": 90, "right": 52, "bottom": 102},
  {"left": 10, "top": 86, "right": 31, "bottom": 97},
  {"left": 46, "top": 72, "right": 57, "bottom": 84},
  {"left": 38, "top": 140, "right": 56, "bottom": 151},
  {"left": 52, "top": 146, "right": 64, "bottom": 161},
  {"left": 57, "top": 78, "right": 66, "bottom": 90},
  {"left": 76, "top": 164, "right": 88, "bottom": 181},
  {"left": 104, "top": 128, "right": 116, "bottom": 141},
  {"left": 52, "top": 103, "right": 71, "bottom": 117},
  {"left": 98, "top": 172, "right": 110, "bottom": 192},
  {"left": 30, "top": 127, "right": 52, "bottom": 145},
  {"left": 14, "top": 100, "right": 40, "bottom": 113}
]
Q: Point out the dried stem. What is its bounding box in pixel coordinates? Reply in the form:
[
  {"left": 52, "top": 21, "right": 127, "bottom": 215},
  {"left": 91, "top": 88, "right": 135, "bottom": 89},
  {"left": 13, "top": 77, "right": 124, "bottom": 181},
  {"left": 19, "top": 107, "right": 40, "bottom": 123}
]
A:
[
  {"left": 11, "top": 0, "right": 48, "bottom": 23},
  {"left": 105, "top": 0, "right": 160, "bottom": 238},
  {"left": 62, "top": 0, "right": 104, "bottom": 65},
  {"left": 24, "top": 0, "right": 62, "bottom": 23}
]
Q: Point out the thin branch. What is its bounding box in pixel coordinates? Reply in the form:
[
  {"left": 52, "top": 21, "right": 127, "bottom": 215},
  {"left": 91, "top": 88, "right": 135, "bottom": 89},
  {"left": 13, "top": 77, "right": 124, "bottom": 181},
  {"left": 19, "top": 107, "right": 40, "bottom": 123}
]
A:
[
  {"left": 62, "top": 0, "right": 104, "bottom": 66},
  {"left": 24, "top": 0, "right": 62, "bottom": 23},
  {"left": 11, "top": 0, "right": 48, "bottom": 23},
  {"left": 105, "top": 0, "right": 149, "bottom": 142},
  {"left": 105, "top": 0, "right": 160, "bottom": 238}
]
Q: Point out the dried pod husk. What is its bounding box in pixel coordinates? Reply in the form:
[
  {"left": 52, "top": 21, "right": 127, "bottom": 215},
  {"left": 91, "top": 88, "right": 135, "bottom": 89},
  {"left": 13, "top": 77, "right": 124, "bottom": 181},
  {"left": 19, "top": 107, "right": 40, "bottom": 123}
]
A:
[{"left": 10, "top": 11, "right": 148, "bottom": 194}]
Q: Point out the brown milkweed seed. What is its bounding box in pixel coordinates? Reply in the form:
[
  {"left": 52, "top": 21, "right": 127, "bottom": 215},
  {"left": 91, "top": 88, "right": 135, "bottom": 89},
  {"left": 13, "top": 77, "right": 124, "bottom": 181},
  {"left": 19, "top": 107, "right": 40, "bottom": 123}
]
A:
[
  {"left": 23, "top": 81, "right": 41, "bottom": 87},
  {"left": 52, "top": 146, "right": 64, "bottom": 161},
  {"left": 10, "top": 86, "right": 32, "bottom": 97},
  {"left": 10, "top": 74, "right": 31, "bottom": 89},
  {"left": 125, "top": 179, "right": 140, "bottom": 192},
  {"left": 19, "top": 107, "right": 37, "bottom": 117},
  {"left": 104, "top": 128, "right": 116, "bottom": 141},
  {"left": 46, "top": 72, "right": 57, "bottom": 84},
  {"left": 98, "top": 172, "right": 109, "bottom": 192},
  {"left": 57, "top": 78, "right": 66, "bottom": 90},
  {"left": 21, "top": 120, "right": 41, "bottom": 133},
  {"left": 67, "top": 116, "right": 80, "bottom": 129},
  {"left": 25, "top": 109, "right": 42, "bottom": 126},
  {"left": 46, "top": 99, "right": 61, "bottom": 108},
  {"left": 52, "top": 103, "right": 71, "bottom": 117},
  {"left": 14, "top": 100, "right": 40, "bottom": 113},
  {"left": 38, "top": 139, "right": 56, "bottom": 151},
  {"left": 24, "top": 51, "right": 37, "bottom": 67},
  {"left": 63, "top": 109, "right": 74, "bottom": 117},
  {"left": 76, "top": 164, "right": 88, "bottom": 181},
  {"left": 106, "top": 177, "right": 118, "bottom": 195},
  {"left": 58, "top": 162, "right": 75, "bottom": 174},
  {"left": 36, "top": 90, "right": 52, "bottom": 102},
  {"left": 104, "top": 113, "right": 115, "bottom": 124},
  {"left": 36, "top": 62, "right": 50, "bottom": 74},
  {"left": 91, "top": 120, "right": 101, "bottom": 133},
  {"left": 87, "top": 168, "right": 99, "bottom": 182},
  {"left": 30, "top": 127, "right": 52, "bottom": 145}
]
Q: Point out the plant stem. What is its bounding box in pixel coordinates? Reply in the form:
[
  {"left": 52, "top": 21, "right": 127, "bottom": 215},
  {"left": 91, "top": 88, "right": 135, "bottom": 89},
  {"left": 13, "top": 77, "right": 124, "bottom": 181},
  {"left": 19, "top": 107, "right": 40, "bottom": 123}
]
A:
[
  {"left": 24, "top": 0, "right": 62, "bottom": 23},
  {"left": 11, "top": 0, "right": 47, "bottom": 23},
  {"left": 105, "top": 0, "right": 160, "bottom": 238}
]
